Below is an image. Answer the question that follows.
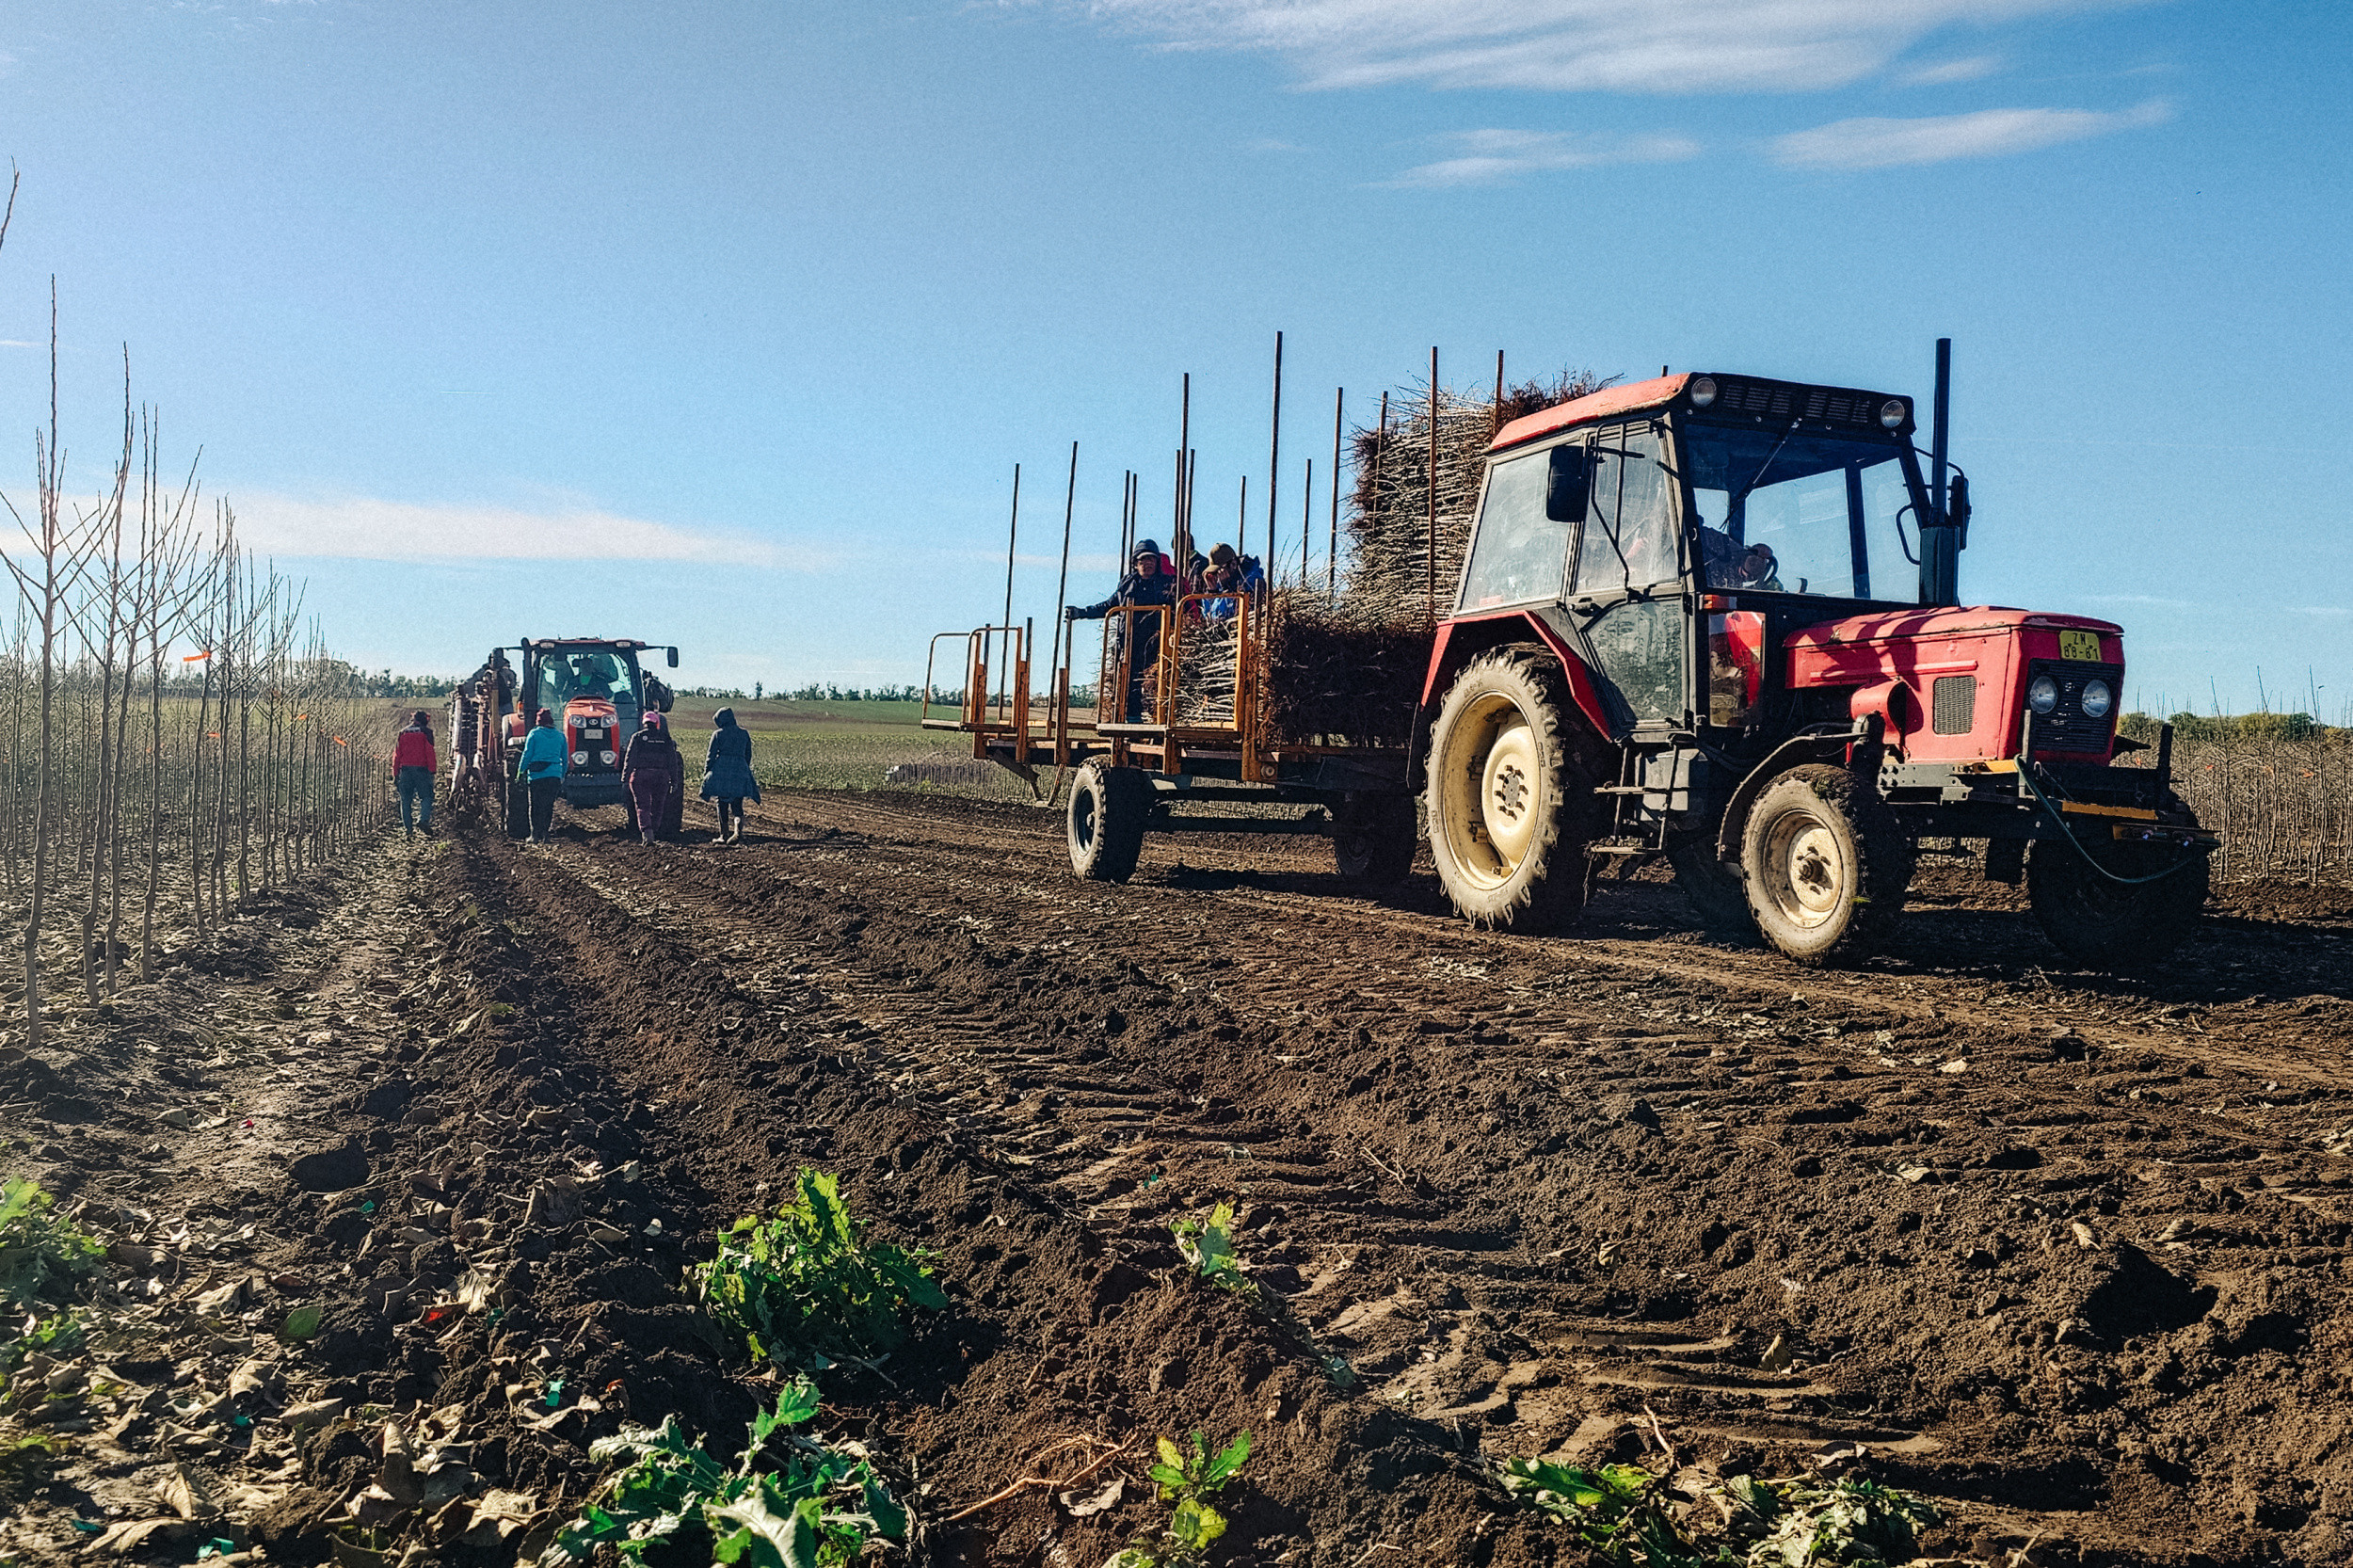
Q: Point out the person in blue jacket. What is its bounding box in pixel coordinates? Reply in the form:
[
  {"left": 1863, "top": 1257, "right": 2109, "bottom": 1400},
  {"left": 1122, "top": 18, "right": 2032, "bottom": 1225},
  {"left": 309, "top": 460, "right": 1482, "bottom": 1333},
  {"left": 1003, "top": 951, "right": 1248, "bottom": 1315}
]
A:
[
  {"left": 517, "top": 707, "right": 568, "bottom": 842},
  {"left": 701, "top": 706, "right": 760, "bottom": 843}
]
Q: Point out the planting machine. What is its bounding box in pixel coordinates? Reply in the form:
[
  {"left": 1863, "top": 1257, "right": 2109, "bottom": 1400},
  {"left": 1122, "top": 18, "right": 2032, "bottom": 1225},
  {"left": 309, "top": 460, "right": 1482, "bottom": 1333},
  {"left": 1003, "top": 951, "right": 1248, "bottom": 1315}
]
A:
[
  {"left": 449, "top": 636, "right": 680, "bottom": 837},
  {"left": 921, "top": 346, "right": 2216, "bottom": 968}
]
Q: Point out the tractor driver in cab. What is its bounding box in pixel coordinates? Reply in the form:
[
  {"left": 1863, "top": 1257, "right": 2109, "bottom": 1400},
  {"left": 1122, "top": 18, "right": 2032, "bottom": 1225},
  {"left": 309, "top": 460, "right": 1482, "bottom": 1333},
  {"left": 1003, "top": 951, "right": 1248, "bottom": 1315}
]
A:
[
  {"left": 1067, "top": 539, "right": 1176, "bottom": 723},
  {"left": 1698, "top": 522, "right": 1783, "bottom": 592},
  {"left": 539, "top": 649, "right": 630, "bottom": 712}
]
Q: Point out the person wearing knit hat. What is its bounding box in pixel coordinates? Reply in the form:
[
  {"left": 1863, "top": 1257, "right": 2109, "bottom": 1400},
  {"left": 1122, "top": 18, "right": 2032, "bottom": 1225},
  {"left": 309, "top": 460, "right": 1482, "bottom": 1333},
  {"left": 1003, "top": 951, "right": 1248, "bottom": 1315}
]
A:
[{"left": 1065, "top": 540, "right": 1176, "bottom": 722}]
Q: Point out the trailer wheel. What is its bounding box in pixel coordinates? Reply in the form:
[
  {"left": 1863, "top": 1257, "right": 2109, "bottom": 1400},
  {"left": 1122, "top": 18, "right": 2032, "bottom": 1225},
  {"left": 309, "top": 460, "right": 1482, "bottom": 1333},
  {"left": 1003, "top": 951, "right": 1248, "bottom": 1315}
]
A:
[
  {"left": 1667, "top": 840, "right": 1755, "bottom": 934},
  {"left": 1739, "top": 764, "right": 1912, "bottom": 966},
  {"left": 2027, "top": 834, "right": 2209, "bottom": 968},
  {"left": 1068, "top": 761, "right": 1150, "bottom": 883},
  {"left": 1425, "top": 646, "right": 1599, "bottom": 931},
  {"left": 1334, "top": 792, "right": 1417, "bottom": 884}
]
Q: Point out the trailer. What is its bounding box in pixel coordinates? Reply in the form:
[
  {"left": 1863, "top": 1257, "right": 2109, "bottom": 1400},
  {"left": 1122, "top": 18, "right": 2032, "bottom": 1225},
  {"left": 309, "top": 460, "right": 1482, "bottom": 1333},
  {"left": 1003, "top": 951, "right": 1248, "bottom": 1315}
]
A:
[{"left": 921, "top": 350, "right": 2216, "bottom": 969}]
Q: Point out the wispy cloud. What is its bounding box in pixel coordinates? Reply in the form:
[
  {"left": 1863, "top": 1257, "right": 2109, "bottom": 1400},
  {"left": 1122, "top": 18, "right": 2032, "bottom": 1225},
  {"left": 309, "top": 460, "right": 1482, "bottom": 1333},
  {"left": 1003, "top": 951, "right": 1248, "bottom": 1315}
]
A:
[
  {"left": 1771, "top": 98, "right": 2170, "bottom": 168},
  {"left": 1899, "top": 53, "right": 2004, "bottom": 85},
  {"left": 226, "top": 492, "right": 794, "bottom": 567},
  {"left": 2081, "top": 592, "right": 2189, "bottom": 608},
  {"left": 1384, "top": 127, "right": 1700, "bottom": 186},
  {"left": 2290, "top": 605, "right": 2351, "bottom": 617},
  {"left": 1043, "top": 1, "right": 2118, "bottom": 95}
]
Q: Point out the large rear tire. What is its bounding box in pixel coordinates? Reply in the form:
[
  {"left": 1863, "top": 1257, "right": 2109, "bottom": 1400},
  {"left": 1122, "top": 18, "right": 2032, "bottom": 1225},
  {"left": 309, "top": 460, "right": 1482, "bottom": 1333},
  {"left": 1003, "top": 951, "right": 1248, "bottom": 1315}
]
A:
[
  {"left": 2027, "top": 833, "right": 2210, "bottom": 968},
  {"left": 1739, "top": 764, "right": 1913, "bottom": 966},
  {"left": 1068, "top": 761, "right": 1151, "bottom": 883},
  {"left": 1334, "top": 792, "right": 1418, "bottom": 884},
  {"left": 1424, "top": 646, "right": 1603, "bottom": 932},
  {"left": 1668, "top": 839, "right": 1755, "bottom": 934}
]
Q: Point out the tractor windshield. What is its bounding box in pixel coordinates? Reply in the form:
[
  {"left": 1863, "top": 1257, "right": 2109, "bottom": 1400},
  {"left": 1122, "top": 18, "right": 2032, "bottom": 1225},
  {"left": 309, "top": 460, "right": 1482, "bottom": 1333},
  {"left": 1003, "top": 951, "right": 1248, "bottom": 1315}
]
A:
[
  {"left": 1682, "top": 424, "right": 1922, "bottom": 601},
  {"left": 536, "top": 649, "right": 637, "bottom": 713}
]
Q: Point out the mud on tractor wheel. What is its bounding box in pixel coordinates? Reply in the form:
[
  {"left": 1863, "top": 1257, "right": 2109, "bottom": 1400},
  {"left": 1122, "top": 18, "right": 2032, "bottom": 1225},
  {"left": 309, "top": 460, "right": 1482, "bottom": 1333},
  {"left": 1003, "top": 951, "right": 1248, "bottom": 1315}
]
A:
[
  {"left": 1425, "top": 646, "right": 1602, "bottom": 932},
  {"left": 1333, "top": 792, "right": 1418, "bottom": 884},
  {"left": 1067, "top": 760, "right": 1151, "bottom": 883},
  {"left": 1739, "top": 764, "right": 1913, "bottom": 966},
  {"left": 2027, "top": 831, "right": 2210, "bottom": 968}
]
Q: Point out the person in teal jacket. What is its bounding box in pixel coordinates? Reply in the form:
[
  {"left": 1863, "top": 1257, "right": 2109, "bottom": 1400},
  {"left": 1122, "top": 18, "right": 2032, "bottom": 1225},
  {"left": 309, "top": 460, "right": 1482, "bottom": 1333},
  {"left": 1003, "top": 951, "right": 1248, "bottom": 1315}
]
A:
[{"left": 518, "top": 707, "right": 568, "bottom": 842}]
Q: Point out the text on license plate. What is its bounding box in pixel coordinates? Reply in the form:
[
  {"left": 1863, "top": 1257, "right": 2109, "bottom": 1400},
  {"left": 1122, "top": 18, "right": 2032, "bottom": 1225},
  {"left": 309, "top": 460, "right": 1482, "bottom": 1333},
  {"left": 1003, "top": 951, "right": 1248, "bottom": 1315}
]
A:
[{"left": 2057, "top": 629, "right": 2102, "bottom": 663}]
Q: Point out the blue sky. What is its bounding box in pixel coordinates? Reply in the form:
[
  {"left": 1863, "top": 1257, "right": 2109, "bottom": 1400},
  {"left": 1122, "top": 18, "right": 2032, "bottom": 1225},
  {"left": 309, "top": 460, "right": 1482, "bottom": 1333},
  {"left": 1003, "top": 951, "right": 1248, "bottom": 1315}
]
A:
[{"left": 0, "top": 0, "right": 2345, "bottom": 714}]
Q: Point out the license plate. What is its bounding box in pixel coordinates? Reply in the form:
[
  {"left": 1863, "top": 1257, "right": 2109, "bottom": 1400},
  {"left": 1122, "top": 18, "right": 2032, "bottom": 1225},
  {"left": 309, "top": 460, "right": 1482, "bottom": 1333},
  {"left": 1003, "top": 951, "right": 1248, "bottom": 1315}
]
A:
[{"left": 2057, "top": 629, "right": 2102, "bottom": 663}]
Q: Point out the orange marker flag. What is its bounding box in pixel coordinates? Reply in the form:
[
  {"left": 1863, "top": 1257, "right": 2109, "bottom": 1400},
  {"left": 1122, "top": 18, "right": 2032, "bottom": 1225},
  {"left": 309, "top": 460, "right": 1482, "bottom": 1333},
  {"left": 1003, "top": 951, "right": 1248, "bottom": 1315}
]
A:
[
  {"left": 183, "top": 649, "right": 212, "bottom": 662},
  {"left": 333, "top": 737, "right": 347, "bottom": 746}
]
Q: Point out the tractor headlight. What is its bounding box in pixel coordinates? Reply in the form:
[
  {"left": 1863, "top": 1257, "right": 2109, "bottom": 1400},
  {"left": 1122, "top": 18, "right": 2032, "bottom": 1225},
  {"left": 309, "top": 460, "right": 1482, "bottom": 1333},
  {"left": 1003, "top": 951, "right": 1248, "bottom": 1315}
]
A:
[
  {"left": 571, "top": 749, "right": 589, "bottom": 765},
  {"left": 1689, "top": 376, "right": 1718, "bottom": 408},
  {"left": 2027, "top": 675, "right": 2058, "bottom": 715},
  {"left": 600, "top": 749, "right": 617, "bottom": 764},
  {"left": 2082, "top": 680, "right": 2113, "bottom": 720},
  {"left": 1879, "top": 399, "right": 1908, "bottom": 429}
]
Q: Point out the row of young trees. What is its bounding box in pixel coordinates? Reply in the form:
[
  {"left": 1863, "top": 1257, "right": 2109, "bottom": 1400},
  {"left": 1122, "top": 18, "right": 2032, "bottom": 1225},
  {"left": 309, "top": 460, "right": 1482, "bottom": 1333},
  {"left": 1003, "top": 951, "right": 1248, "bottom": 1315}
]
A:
[{"left": 2, "top": 213, "right": 394, "bottom": 1048}]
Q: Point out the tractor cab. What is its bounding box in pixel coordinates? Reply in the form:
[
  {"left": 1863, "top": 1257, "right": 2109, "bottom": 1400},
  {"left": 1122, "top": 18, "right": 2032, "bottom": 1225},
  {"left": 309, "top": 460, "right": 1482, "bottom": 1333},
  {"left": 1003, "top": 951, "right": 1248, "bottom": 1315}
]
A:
[{"left": 1423, "top": 368, "right": 2214, "bottom": 967}]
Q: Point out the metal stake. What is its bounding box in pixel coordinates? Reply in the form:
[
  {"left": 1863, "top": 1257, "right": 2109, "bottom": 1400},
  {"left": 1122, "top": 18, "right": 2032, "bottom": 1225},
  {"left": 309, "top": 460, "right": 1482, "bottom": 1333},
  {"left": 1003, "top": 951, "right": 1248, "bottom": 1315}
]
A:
[
  {"left": 1266, "top": 329, "right": 1283, "bottom": 584},
  {"left": 999, "top": 462, "right": 1019, "bottom": 712},
  {"left": 1329, "top": 386, "right": 1343, "bottom": 601}
]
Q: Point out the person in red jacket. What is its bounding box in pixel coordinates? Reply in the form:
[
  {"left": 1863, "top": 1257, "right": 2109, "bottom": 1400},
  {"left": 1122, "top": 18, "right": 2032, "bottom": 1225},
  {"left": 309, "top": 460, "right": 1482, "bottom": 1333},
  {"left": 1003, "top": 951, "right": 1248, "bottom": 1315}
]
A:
[{"left": 392, "top": 711, "right": 438, "bottom": 840}]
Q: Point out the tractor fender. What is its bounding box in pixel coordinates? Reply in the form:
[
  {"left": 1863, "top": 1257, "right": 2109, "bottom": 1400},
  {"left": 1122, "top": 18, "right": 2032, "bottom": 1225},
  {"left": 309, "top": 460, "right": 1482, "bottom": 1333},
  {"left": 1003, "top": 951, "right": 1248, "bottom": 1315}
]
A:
[
  {"left": 1712, "top": 716, "right": 1883, "bottom": 867},
  {"left": 1411, "top": 610, "right": 1617, "bottom": 792}
]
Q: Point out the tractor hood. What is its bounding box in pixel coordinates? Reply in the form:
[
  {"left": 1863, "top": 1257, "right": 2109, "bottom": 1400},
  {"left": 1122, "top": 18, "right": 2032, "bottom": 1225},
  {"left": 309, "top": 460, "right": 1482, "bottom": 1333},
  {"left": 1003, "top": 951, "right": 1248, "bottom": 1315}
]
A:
[{"left": 1784, "top": 605, "right": 2125, "bottom": 764}]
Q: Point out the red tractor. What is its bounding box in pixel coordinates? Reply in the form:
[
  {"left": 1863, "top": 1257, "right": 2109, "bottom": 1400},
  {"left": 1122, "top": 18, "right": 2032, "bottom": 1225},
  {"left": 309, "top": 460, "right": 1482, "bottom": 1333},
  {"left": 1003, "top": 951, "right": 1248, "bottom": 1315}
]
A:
[
  {"left": 929, "top": 347, "right": 2215, "bottom": 969},
  {"left": 1417, "top": 358, "right": 2212, "bottom": 966},
  {"left": 448, "top": 637, "right": 680, "bottom": 838}
]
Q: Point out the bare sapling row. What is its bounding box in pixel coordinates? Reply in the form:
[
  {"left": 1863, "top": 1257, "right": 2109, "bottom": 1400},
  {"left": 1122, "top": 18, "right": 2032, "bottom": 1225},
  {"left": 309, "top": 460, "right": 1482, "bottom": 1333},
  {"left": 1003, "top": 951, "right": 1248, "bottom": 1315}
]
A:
[{"left": 0, "top": 261, "right": 395, "bottom": 1048}]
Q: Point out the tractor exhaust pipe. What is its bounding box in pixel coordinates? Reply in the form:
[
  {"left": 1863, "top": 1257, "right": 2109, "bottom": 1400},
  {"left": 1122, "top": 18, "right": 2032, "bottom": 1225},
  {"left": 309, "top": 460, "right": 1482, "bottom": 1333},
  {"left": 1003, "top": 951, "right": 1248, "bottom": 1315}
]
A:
[{"left": 1919, "top": 338, "right": 1961, "bottom": 606}]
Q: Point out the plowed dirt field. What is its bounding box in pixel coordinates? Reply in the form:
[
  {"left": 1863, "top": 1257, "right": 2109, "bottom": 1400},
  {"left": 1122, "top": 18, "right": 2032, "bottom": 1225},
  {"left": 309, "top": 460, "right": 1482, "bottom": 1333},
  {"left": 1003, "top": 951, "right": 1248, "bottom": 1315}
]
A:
[{"left": 7, "top": 790, "right": 2351, "bottom": 1567}]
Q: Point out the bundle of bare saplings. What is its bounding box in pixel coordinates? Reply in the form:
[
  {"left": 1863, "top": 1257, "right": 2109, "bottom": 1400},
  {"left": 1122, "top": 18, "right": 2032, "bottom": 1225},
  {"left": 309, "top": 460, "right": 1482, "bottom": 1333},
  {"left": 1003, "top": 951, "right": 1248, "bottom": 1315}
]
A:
[{"left": 1249, "top": 369, "right": 1615, "bottom": 747}]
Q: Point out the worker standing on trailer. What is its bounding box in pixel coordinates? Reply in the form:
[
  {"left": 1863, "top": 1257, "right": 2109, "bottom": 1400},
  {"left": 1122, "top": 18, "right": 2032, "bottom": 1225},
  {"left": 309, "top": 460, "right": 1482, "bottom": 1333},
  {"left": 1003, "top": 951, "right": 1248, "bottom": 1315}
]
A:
[
  {"left": 621, "top": 712, "right": 680, "bottom": 844},
  {"left": 392, "top": 710, "right": 438, "bottom": 840},
  {"left": 701, "top": 707, "right": 760, "bottom": 844},
  {"left": 519, "top": 708, "right": 568, "bottom": 843},
  {"left": 1066, "top": 538, "right": 1176, "bottom": 722}
]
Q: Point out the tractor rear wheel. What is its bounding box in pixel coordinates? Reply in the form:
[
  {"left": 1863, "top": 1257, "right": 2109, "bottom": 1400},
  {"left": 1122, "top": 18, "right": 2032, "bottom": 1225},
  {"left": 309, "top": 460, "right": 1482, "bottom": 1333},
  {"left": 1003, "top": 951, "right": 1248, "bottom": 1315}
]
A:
[
  {"left": 1667, "top": 840, "right": 1755, "bottom": 934},
  {"left": 1333, "top": 792, "right": 1418, "bottom": 884},
  {"left": 1739, "top": 764, "right": 1913, "bottom": 966},
  {"left": 1424, "top": 646, "right": 1601, "bottom": 932},
  {"left": 1067, "top": 761, "right": 1151, "bottom": 883},
  {"left": 2027, "top": 833, "right": 2210, "bottom": 968}
]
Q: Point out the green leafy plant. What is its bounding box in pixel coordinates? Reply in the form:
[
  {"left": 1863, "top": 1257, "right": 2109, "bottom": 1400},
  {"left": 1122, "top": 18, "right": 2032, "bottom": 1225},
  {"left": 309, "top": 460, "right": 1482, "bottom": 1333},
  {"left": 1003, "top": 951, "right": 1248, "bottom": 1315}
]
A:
[
  {"left": 1, "top": 1177, "right": 103, "bottom": 1372},
  {"left": 691, "top": 1169, "right": 947, "bottom": 1368},
  {"left": 1496, "top": 1458, "right": 1942, "bottom": 1568},
  {"left": 544, "top": 1376, "right": 906, "bottom": 1567},
  {"left": 1171, "top": 1204, "right": 1244, "bottom": 1291},
  {"left": 1104, "top": 1430, "right": 1251, "bottom": 1568}
]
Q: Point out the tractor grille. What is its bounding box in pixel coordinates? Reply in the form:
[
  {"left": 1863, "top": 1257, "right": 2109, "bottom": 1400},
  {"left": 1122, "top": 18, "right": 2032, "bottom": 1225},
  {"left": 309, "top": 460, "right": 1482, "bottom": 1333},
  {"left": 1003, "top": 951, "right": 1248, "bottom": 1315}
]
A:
[
  {"left": 2025, "top": 660, "right": 2121, "bottom": 755},
  {"left": 1931, "top": 675, "right": 1977, "bottom": 735},
  {"left": 1705, "top": 378, "right": 1896, "bottom": 429}
]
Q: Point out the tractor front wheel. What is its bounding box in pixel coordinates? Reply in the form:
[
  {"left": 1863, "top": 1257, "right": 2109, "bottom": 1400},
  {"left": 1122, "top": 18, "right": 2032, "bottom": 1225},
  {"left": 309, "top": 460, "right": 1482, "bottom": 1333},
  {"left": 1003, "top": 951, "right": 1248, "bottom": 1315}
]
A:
[
  {"left": 1068, "top": 761, "right": 1151, "bottom": 882},
  {"left": 1424, "top": 646, "right": 1600, "bottom": 932},
  {"left": 1739, "top": 764, "right": 1913, "bottom": 966},
  {"left": 1333, "top": 792, "right": 1418, "bottom": 884},
  {"left": 2027, "top": 833, "right": 2209, "bottom": 968}
]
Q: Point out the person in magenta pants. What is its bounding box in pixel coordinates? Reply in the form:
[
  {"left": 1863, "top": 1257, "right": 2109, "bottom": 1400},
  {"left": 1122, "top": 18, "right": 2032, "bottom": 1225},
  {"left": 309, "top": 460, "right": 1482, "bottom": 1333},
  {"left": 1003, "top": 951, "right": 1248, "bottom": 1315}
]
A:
[{"left": 620, "top": 712, "right": 680, "bottom": 843}]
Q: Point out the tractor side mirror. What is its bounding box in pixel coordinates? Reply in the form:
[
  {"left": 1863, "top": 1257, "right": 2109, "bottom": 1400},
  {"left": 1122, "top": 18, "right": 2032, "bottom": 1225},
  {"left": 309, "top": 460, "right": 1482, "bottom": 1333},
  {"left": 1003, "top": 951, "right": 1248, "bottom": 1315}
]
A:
[
  {"left": 1948, "top": 472, "right": 1971, "bottom": 550},
  {"left": 1545, "top": 445, "right": 1591, "bottom": 523},
  {"left": 666, "top": 647, "right": 679, "bottom": 668}
]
